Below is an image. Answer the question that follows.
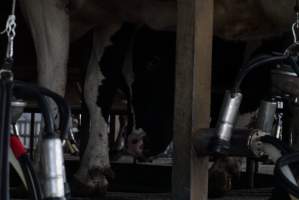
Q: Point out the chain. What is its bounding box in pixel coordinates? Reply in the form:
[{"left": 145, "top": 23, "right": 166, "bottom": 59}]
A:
[
  {"left": 0, "top": 15, "right": 16, "bottom": 37},
  {"left": 1, "top": 0, "right": 17, "bottom": 60},
  {"left": 292, "top": 0, "right": 299, "bottom": 44},
  {"left": 292, "top": 24, "right": 299, "bottom": 44}
]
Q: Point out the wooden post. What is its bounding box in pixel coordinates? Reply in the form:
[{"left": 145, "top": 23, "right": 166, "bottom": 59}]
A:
[{"left": 173, "top": 0, "right": 214, "bottom": 199}]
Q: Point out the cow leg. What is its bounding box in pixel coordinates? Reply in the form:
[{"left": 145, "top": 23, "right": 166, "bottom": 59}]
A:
[
  {"left": 19, "top": 0, "right": 70, "bottom": 193},
  {"left": 20, "top": 0, "right": 69, "bottom": 96},
  {"left": 74, "top": 24, "right": 121, "bottom": 193},
  {"left": 20, "top": 0, "right": 69, "bottom": 136},
  {"left": 20, "top": 0, "right": 69, "bottom": 159}
]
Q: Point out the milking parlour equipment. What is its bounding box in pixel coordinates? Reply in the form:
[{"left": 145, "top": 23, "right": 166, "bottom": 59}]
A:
[
  {"left": 0, "top": 1, "right": 71, "bottom": 199},
  {"left": 193, "top": 3, "right": 299, "bottom": 200}
]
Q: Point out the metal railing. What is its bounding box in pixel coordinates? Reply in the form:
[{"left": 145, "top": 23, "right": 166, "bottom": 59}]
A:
[{"left": 14, "top": 113, "right": 41, "bottom": 157}]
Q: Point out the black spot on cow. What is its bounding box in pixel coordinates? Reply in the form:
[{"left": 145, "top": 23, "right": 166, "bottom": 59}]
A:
[
  {"left": 132, "top": 26, "right": 176, "bottom": 157},
  {"left": 98, "top": 23, "right": 136, "bottom": 121},
  {"left": 98, "top": 23, "right": 175, "bottom": 157}
]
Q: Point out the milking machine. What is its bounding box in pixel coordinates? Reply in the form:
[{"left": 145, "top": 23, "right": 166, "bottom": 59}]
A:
[
  {"left": 0, "top": 1, "right": 71, "bottom": 199},
  {"left": 12, "top": 81, "right": 72, "bottom": 200},
  {"left": 212, "top": 54, "right": 298, "bottom": 153},
  {"left": 206, "top": 4, "right": 299, "bottom": 199},
  {"left": 0, "top": 54, "right": 72, "bottom": 200},
  {"left": 0, "top": 56, "right": 72, "bottom": 200}
]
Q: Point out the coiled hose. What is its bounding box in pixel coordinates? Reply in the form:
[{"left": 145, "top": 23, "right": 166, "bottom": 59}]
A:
[
  {"left": 275, "top": 152, "right": 299, "bottom": 198},
  {"left": 232, "top": 53, "right": 299, "bottom": 93},
  {"left": 260, "top": 135, "right": 299, "bottom": 199}
]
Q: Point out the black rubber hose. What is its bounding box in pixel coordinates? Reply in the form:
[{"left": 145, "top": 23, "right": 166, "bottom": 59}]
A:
[
  {"left": 12, "top": 82, "right": 55, "bottom": 137},
  {"left": 246, "top": 54, "right": 276, "bottom": 66},
  {"left": 19, "top": 155, "right": 42, "bottom": 200},
  {"left": 0, "top": 80, "right": 12, "bottom": 200},
  {"left": 3, "top": 81, "right": 12, "bottom": 200},
  {"left": 13, "top": 81, "right": 71, "bottom": 140},
  {"left": 274, "top": 152, "right": 299, "bottom": 198},
  {"left": 33, "top": 84, "right": 71, "bottom": 140},
  {"left": 0, "top": 81, "right": 4, "bottom": 200},
  {"left": 233, "top": 54, "right": 289, "bottom": 92}
]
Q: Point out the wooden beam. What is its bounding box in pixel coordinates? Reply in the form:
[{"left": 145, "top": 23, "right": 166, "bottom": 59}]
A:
[{"left": 173, "top": 0, "right": 214, "bottom": 199}]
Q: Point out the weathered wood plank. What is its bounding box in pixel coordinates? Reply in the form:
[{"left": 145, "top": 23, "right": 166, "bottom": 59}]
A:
[{"left": 173, "top": 0, "right": 214, "bottom": 199}]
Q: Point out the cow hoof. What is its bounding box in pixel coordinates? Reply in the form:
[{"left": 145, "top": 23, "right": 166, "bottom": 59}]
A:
[
  {"left": 71, "top": 177, "right": 108, "bottom": 197},
  {"left": 208, "top": 168, "right": 232, "bottom": 198},
  {"left": 72, "top": 168, "right": 113, "bottom": 197},
  {"left": 208, "top": 157, "right": 241, "bottom": 197}
]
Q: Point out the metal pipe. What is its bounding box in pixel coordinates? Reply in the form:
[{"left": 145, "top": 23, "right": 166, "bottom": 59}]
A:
[
  {"left": 30, "top": 112, "right": 35, "bottom": 160},
  {"left": 257, "top": 100, "right": 277, "bottom": 133},
  {"left": 41, "top": 137, "right": 65, "bottom": 199},
  {"left": 193, "top": 128, "right": 254, "bottom": 157},
  {"left": 213, "top": 91, "right": 242, "bottom": 154}
]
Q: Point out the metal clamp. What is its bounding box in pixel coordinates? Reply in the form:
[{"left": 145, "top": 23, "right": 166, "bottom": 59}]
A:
[
  {"left": 292, "top": 8, "right": 299, "bottom": 45},
  {"left": 292, "top": 22, "right": 299, "bottom": 45},
  {"left": 248, "top": 129, "right": 268, "bottom": 158},
  {"left": 284, "top": 10, "right": 299, "bottom": 55},
  {"left": 1, "top": 15, "right": 16, "bottom": 60},
  {"left": 0, "top": 69, "right": 13, "bottom": 81}
]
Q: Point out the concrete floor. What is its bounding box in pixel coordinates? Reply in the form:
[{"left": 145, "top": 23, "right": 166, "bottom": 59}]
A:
[
  {"left": 12, "top": 189, "right": 271, "bottom": 200},
  {"left": 12, "top": 155, "right": 276, "bottom": 200},
  {"left": 59, "top": 189, "right": 271, "bottom": 200},
  {"left": 102, "top": 190, "right": 270, "bottom": 200}
]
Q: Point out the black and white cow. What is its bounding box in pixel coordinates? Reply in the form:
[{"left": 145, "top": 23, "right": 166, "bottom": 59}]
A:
[{"left": 19, "top": 0, "right": 296, "bottom": 193}]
